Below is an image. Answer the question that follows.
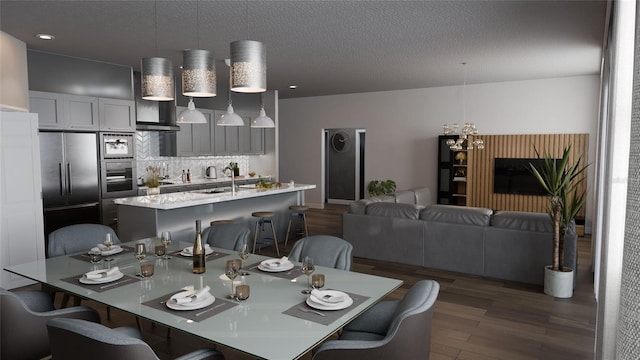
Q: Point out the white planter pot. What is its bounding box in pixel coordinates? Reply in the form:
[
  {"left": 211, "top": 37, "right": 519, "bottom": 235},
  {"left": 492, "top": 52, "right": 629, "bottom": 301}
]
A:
[
  {"left": 146, "top": 187, "right": 160, "bottom": 195},
  {"left": 544, "top": 265, "right": 574, "bottom": 298}
]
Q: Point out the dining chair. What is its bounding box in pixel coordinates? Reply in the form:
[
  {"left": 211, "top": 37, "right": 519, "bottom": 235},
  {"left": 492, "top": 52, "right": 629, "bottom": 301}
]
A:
[
  {"left": 47, "top": 318, "right": 225, "bottom": 360},
  {"left": 0, "top": 288, "right": 100, "bottom": 360},
  {"left": 312, "top": 280, "right": 440, "bottom": 360},
  {"left": 48, "top": 223, "right": 120, "bottom": 257},
  {"left": 288, "top": 235, "right": 353, "bottom": 270},
  {"left": 47, "top": 223, "right": 120, "bottom": 317},
  {"left": 202, "top": 223, "right": 250, "bottom": 251}
]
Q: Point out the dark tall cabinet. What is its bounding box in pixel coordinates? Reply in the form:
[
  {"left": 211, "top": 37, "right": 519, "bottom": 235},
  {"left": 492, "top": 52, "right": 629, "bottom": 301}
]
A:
[{"left": 437, "top": 135, "right": 468, "bottom": 206}]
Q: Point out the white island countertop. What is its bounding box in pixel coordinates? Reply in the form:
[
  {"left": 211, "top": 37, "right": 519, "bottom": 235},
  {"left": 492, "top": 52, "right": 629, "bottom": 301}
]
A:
[{"left": 114, "top": 184, "right": 316, "bottom": 210}]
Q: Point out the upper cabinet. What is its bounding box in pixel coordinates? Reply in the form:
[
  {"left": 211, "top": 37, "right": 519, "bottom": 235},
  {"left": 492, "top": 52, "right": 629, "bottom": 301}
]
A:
[
  {"left": 98, "top": 98, "right": 135, "bottom": 131},
  {"left": 176, "top": 106, "right": 215, "bottom": 156},
  {"left": 30, "top": 91, "right": 135, "bottom": 132}
]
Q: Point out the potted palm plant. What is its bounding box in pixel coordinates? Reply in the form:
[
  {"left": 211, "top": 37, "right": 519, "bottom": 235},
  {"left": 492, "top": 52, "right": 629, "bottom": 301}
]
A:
[
  {"left": 367, "top": 180, "right": 396, "bottom": 197},
  {"left": 529, "top": 146, "right": 588, "bottom": 298}
]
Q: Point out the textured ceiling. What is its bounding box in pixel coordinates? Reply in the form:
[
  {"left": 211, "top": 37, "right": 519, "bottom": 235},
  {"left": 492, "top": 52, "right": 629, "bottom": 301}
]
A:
[{"left": 0, "top": 1, "right": 607, "bottom": 99}]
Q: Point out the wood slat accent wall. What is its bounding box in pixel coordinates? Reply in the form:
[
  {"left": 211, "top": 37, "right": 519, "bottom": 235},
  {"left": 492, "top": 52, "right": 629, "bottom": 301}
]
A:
[{"left": 467, "top": 134, "right": 589, "bottom": 215}]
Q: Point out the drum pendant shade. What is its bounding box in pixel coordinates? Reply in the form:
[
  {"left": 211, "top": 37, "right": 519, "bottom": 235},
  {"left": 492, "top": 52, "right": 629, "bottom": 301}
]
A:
[
  {"left": 230, "top": 40, "right": 266, "bottom": 93},
  {"left": 182, "top": 49, "right": 216, "bottom": 97},
  {"left": 141, "top": 57, "right": 174, "bottom": 101}
]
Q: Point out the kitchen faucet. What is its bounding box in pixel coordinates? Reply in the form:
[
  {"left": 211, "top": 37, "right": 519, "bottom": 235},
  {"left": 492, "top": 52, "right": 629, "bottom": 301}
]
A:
[{"left": 223, "top": 166, "right": 236, "bottom": 196}]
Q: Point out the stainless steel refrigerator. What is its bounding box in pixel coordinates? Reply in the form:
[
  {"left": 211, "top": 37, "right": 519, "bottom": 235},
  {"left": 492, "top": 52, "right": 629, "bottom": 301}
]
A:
[{"left": 40, "top": 132, "right": 100, "bottom": 246}]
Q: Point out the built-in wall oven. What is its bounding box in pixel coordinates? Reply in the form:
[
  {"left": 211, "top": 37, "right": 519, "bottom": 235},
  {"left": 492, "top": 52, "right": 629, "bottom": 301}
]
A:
[{"left": 99, "top": 132, "right": 137, "bottom": 230}]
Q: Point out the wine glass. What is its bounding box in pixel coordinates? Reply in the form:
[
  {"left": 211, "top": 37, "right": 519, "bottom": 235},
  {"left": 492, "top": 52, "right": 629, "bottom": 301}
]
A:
[
  {"left": 238, "top": 243, "right": 250, "bottom": 276},
  {"left": 301, "top": 256, "right": 315, "bottom": 294},
  {"left": 103, "top": 233, "right": 114, "bottom": 262},
  {"left": 225, "top": 260, "right": 240, "bottom": 299},
  {"left": 134, "top": 243, "right": 146, "bottom": 262},
  {"left": 161, "top": 231, "right": 172, "bottom": 260}
]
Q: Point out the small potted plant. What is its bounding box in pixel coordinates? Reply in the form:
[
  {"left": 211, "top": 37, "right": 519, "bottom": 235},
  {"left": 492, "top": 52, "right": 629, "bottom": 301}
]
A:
[
  {"left": 529, "top": 146, "right": 588, "bottom": 298},
  {"left": 367, "top": 180, "right": 396, "bottom": 197},
  {"left": 145, "top": 165, "right": 161, "bottom": 195}
]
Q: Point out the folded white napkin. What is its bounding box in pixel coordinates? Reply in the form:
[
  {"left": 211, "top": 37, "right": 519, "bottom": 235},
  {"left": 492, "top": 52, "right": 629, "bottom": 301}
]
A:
[
  {"left": 85, "top": 266, "right": 120, "bottom": 279},
  {"left": 172, "top": 286, "right": 211, "bottom": 304},
  {"left": 183, "top": 244, "right": 210, "bottom": 255},
  {"left": 311, "top": 289, "right": 347, "bottom": 304},
  {"left": 263, "top": 256, "right": 290, "bottom": 268},
  {"left": 96, "top": 243, "right": 120, "bottom": 251}
]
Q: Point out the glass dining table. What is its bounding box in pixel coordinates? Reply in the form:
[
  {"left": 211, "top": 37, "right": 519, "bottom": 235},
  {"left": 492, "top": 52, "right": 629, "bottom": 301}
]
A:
[{"left": 4, "top": 238, "right": 403, "bottom": 360}]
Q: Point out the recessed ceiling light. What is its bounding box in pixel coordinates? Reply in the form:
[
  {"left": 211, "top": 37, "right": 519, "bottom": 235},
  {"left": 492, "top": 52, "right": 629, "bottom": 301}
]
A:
[
  {"left": 35, "top": 34, "right": 55, "bottom": 40},
  {"left": 289, "top": 85, "right": 297, "bottom": 89}
]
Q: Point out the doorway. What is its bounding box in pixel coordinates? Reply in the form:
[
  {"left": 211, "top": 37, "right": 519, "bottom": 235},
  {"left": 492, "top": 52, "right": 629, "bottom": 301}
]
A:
[{"left": 324, "top": 128, "right": 365, "bottom": 204}]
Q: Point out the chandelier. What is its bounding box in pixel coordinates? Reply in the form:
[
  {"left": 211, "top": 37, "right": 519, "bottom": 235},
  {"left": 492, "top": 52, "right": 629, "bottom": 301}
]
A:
[
  {"left": 443, "top": 123, "right": 484, "bottom": 150},
  {"left": 442, "top": 62, "right": 484, "bottom": 151}
]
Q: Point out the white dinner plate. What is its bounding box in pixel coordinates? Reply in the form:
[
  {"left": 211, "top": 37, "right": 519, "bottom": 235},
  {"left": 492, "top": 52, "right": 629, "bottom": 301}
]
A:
[
  {"left": 180, "top": 246, "right": 214, "bottom": 256},
  {"left": 79, "top": 270, "right": 124, "bottom": 284},
  {"left": 306, "top": 291, "right": 353, "bottom": 310},
  {"left": 166, "top": 292, "right": 215, "bottom": 311},
  {"left": 91, "top": 245, "right": 123, "bottom": 256},
  {"left": 257, "top": 261, "right": 294, "bottom": 272}
]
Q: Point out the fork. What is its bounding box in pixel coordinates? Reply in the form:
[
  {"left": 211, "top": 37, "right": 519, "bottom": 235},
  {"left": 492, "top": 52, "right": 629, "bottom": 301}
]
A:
[{"left": 298, "top": 307, "right": 326, "bottom": 317}]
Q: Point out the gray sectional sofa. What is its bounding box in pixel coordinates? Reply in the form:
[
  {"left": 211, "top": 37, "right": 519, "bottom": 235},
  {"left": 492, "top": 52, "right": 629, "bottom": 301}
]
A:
[{"left": 342, "top": 187, "right": 577, "bottom": 286}]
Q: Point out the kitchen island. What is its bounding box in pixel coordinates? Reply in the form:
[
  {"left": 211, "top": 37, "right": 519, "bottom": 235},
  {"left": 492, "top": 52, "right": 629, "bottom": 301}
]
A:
[{"left": 114, "top": 184, "right": 315, "bottom": 244}]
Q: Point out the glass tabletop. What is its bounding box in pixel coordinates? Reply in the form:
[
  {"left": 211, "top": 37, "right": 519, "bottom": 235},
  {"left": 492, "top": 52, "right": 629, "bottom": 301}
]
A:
[{"left": 4, "top": 238, "right": 402, "bottom": 360}]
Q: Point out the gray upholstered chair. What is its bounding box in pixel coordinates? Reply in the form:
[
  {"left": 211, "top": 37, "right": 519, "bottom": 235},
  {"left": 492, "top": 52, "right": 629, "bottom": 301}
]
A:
[
  {"left": 47, "top": 224, "right": 120, "bottom": 312},
  {"left": 47, "top": 318, "right": 225, "bottom": 360},
  {"left": 288, "top": 235, "right": 353, "bottom": 271},
  {"left": 312, "top": 280, "right": 440, "bottom": 360},
  {"left": 0, "top": 288, "right": 100, "bottom": 360},
  {"left": 48, "top": 223, "right": 120, "bottom": 257},
  {"left": 202, "top": 223, "right": 250, "bottom": 251}
]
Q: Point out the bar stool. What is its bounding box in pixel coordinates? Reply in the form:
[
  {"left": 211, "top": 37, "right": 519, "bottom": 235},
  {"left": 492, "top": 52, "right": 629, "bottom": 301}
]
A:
[
  {"left": 252, "top": 211, "right": 280, "bottom": 256},
  {"left": 285, "top": 205, "right": 310, "bottom": 247},
  {"left": 210, "top": 219, "right": 235, "bottom": 226}
]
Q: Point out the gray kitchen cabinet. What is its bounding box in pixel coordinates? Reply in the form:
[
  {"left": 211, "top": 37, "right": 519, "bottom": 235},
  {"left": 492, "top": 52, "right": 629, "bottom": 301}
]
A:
[
  {"left": 30, "top": 91, "right": 99, "bottom": 130},
  {"left": 213, "top": 110, "right": 246, "bottom": 155},
  {"left": 30, "top": 91, "right": 134, "bottom": 131},
  {"left": 243, "top": 124, "right": 265, "bottom": 154},
  {"left": 29, "top": 91, "right": 65, "bottom": 129},
  {"left": 65, "top": 95, "right": 99, "bottom": 130},
  {"left": 176, "top": 106, "right": 214, "bottom": 156},
  {"left": 98, "top": 98, "right": 135, "bottom": 131}
]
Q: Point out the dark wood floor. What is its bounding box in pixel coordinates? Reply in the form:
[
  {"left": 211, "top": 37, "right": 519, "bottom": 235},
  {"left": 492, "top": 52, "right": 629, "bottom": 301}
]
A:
[{"left": 27, "top": 204, "right": 596, "bottom": 360}]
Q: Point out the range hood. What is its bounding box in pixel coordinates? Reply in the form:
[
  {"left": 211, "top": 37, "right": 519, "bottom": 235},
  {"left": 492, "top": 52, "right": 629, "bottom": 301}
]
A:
[
  {"left": 136, "top": 122, "right": 179, "bottom": 132},
  {"left": 134, "top": 71, "right": 178, "bottom": 131}
]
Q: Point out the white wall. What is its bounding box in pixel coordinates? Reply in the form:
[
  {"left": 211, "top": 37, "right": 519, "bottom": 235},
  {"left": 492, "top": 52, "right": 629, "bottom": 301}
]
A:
[
  {"left": 279, "top": 75, "right": 600, "bottom": 229},
  {"left": 0, "top": 31, "right": 29, "bottom": 112}
]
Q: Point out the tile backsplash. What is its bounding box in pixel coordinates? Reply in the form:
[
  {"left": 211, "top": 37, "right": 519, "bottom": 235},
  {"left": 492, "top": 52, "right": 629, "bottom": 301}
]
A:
[{"left": 135, "top": 131, "right": 249, "bottom": 182}]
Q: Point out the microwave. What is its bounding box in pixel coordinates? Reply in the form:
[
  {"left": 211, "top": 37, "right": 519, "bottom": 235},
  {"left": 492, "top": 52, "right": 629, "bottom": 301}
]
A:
[{"left": 100, "top": 133, "right": 134, "bottom": 159}]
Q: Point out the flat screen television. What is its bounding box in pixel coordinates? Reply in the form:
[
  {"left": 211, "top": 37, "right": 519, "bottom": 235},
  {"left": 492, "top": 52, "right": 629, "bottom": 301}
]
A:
[{"left": 493, "top": 158, "right": 558, "bottom": 196}]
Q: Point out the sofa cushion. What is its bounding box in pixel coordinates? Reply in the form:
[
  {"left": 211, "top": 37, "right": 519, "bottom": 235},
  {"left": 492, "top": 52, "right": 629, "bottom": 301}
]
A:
[
  {"left": 491, "top": 211, "right": 553, "bottom": 233},
  {"left": 393, "top": 190, "right": 415, "bottom": 204},
  {"left": 366, "top": 202, "right": 422, "bottom": 220},
  {"left": 412, "top": 187, "right": 432, "bottom": 206},
  {"left": 420, "top": 205, "right": 492, "bottom": 226},
  {"left": 348, "top": 195, "right": 395, "bottom": 214}
]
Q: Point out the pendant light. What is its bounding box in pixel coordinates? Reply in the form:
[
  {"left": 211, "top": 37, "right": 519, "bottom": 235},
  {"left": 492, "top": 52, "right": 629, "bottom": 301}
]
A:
[
  {"left": 181, "top": 2, "right": 216, "bottom": 97},
  {"left": 217, "top": 89, "right": 244, "bottom": 126},
  {"left": 251, "top": 93, "right": 275, "bottom": 128},
  {"left": 141, "top": 1, "right": 174, "bottom": 101},
  {"left": 230, "top": 2, "right": 266, "bottom": 93},
  {"left": 177, "top": 97, "right": 207, "bottom": 124}
]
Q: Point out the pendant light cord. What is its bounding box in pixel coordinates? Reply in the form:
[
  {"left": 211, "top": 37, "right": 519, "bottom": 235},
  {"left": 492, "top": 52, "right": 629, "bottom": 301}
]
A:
[
  {"left": 246, "top": 0, "right": 249, "bottom": 40},
  {"left": 462, "top": 62, "right": 467, "bottom": 124},
  {"left": 154, "top": 1, "right": 158, "bottom": 56},
  {"left": 196, "top": 1, "right": 200, "bottom": 48}
]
